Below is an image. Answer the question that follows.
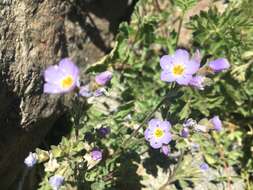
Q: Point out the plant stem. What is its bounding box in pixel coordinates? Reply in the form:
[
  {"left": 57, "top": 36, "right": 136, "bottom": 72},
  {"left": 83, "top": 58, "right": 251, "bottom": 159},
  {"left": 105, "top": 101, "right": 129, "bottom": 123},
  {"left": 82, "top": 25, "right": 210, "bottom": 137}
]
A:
[
  {"left": 159, "top": 150, "right": 185, "bottom": 190},
  {"left": 75, "top": 127, "right": 79, "bottom": 140},
  {"left": 119, "top": 84, "right": 179, "bottom": 152},
  {"left": 154, "top": 0, "right": 162, "bottom": 12},
  {"left": 175, "top": 12, "right": 185, "bottom": 48},
  {"left": 101, "top": 88, "right": 178, "bottom": 179},
  {"left": 121, "top": 95, "right": 168, "bottom": 149}
]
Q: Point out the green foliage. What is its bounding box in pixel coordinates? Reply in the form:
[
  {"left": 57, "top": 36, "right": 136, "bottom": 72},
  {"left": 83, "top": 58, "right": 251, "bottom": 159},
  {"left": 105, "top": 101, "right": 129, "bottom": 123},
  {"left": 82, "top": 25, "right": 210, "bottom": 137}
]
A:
[
  {"left": 37, "top": 0, "right": 253, "bottom": 189},
  {"left": 188, "top": 1, "right": 253, "bottom": 118},
  {"left": 171, "top": 0, "right": 197, "bottom": 12},
  {"left": 189, "top": 3, "right": 253, "bottom": 59}
]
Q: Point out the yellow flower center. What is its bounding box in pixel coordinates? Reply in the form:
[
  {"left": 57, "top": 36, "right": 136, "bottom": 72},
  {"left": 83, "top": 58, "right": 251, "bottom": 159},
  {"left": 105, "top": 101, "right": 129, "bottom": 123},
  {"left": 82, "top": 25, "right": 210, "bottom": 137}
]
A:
[
  {"left": 172, "top": 64, "right": 185, "bottom": 76},
  {"left": 154, "top": 128, "right": 164, "bottom": 139},
  {"left": 60, "top": 75, "right": 74, "bottom": 89}
]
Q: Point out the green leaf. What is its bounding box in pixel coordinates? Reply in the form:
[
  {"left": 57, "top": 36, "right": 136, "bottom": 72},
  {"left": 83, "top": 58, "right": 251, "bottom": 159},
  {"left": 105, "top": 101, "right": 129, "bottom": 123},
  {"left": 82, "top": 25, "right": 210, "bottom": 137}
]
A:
[
  {"left": 204, "top": 154, "right": 217, "bottom": 165},
  {"left": 91, "top": 181, "right": 105, "bottom": 190},
  {"left": 173, "top": 0, "right": 197, "bottom": 12}
]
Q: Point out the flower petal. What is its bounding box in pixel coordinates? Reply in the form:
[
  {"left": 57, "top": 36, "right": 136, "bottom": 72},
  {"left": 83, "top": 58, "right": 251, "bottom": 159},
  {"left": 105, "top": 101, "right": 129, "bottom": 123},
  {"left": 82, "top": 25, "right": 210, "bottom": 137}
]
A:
[
  {"left": 211, "top": 116, "right": 222, "bottom": 131},
  {"left": 43, "top": 83, "right": 63, "bottom": 94},
  {"left": 184, "top": 60, "right": 200, "bottom": 74},
  {"left": 160, "top": 145, "right": 170, "bottom": 156},
  {"left": 79, "top": 85, "right": 92, "bottom": 97},
  {"left": 144, "top": 128, "right": 153, "bottom": 141},
  {"left": 181, "top": 127, "right": 189, "bottom": 138},
  {"left": 160, "top": 55, "right": 174, "bottom": 70},
  {"left": 161, "top": 132, "right": 172, "bottom": 144},
  {"left": 161, "top": 71, "right": 176, "bottom": 82},
  {"left": 24, "top": 152, "right": 37, "bottom": 168},
  {"left": 59, "top": 58, "right": 79, "bottom": 78},
  {"left": 95, "top": 71, "right": 113, "bottom": 86},
  {"left": 189, "top": 75, "right": 205, "bottom": 90},
  {"left": 200, "top": 162, "right": 209, "bottom": 171},
  {"left": 208, "top": 58, "right": 230, "bottom": 72},
  {"left": 44, "top": 65, "right": 64, "bottom": 85},
  {"left": 148, "top": 118, "right": 161, "bottom": 128},
  {"left": 49, "top": 175, "right": 64, "bottom": 190},
  {"left": 150, "top": 140, "right": 163, "bottom": 149},
  {"left": 173, "top": 49, "right": 190, "bottom": 64},
  {"left": 159, "top": 120, "right": 171, "bottom": 131},
  {"left": 176, "top": 75, "right": 192, "bottom": 85}
]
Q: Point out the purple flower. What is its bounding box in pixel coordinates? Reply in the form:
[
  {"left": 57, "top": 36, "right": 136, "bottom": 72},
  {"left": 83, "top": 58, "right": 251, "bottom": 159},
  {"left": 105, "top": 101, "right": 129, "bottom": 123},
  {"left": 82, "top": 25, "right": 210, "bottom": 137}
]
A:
[
  {"left": 91, "top": 148, "right": 102, "bottom": 161},
  {"left": 160, "top": 49, "right": 200, "bottom": 85},
  {"left": 24, "top": 152, "right": 37, "bottom": 168},
  {"left": 211, "top": 116, "right": 222, "bottom": 132},
  {"left": 79, "top": 85, "right": 105, "bottom": 97},
  {"left": 97, "top": 127, "right": 110, "bottom": 138},
  {"left": 144, "top": 119, "right": 172, "bottom": 149},
  {"left": 49, "top": 175, "right": 64, "bottom": 190},
  {"left": 79, "top": 85, "right": 92, "bottom": 97},
  {"left": 181, "top": 127, "right": 189, "bottom": 138},
  {"left": 44, "top": 58, "right": 79, "bottom": 94},
  {"left": 95, "top": 71, "right": 113, "bottom": 86},
  {"left": 200, "top": 162, "right": 209, "bottom": 171},
  {"left": 208, "top": 58, "right": 230, "bottom": 72},
  {"left": 189, "top": 75, "right": 205, "bottom": 90},
  {"left": 160, "top": 145, "right": 170, "bottom": 156}
]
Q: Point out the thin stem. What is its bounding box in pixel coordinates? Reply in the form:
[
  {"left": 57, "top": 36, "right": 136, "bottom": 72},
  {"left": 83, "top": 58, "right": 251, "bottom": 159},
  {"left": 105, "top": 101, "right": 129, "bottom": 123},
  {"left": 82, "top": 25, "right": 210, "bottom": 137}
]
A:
[
  {"left": 246, "top": 173, "right": 251, "bottom": 190},
  {"left": 111, "top": 94, "right": 170, "bottom": 158},
  {"left": 101, "top": 88, "right": 179, "bottom": 179},
  {"left": 121, "top": 95, "right": 168, "bottom": 149},
  {"left": 75, "top": 128, "right": 79, "bottom": 141},
  {"left": 117, "top": 85, "right": 179, "bottom": 154},
  {"left": 175, "top": 12, "right": 185, "bottom": 48},
  {"left": 168, "top": 151, "right": 184, "bottom": 183},
  {"left": 159, "top": 150, "right": 185, "bottom": 190},
  {"left": 154, "top": 0, "right": 162, "bottom": 12}
]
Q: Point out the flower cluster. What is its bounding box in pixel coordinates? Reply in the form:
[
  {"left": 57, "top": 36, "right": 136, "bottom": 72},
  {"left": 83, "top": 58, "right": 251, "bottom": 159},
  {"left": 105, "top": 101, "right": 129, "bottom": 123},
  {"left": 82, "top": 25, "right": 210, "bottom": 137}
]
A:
[
  {"left": 79, "top": 71, "right": 113, "bottom": 98},
  {"left": 186, "top": 116, "right": 223, "bottom": 134},
  {"left": 40, "top": 46, "right": 229, "bottom": 189},
  {"left": 160, "top": 49, "right": 230, "bottom": 90},
  {"left": 43, "top": 58, "right": 112, "bottom": 97},
  {"left": 144, "top": 116, "right": 223, "bottom": 155}
]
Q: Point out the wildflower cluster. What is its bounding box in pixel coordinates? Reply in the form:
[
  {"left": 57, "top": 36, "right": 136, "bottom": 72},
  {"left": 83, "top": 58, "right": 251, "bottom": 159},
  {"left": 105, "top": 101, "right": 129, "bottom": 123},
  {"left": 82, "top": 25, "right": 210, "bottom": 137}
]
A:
[
  {"left": 160, "top": 49, "right": 230, "bottom": 89},
  {"left": 44, "top": 58, "right": 112, "bottom": 98},
  {"left": 35, "top": 46, "right": 230, "bottom": 189},
  {"left": 145, "top": 115, "right": 223, "bottom": 153},
  {"left": 25, "top": 0, "right": 252, "bottom": 189}
]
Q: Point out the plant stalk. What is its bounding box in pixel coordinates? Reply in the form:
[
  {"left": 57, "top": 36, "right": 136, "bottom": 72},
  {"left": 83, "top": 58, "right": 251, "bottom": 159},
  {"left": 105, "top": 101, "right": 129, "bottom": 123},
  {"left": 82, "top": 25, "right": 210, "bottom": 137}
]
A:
[{"left": 175, "top": 12, "right": 185, "bottom": 48}]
